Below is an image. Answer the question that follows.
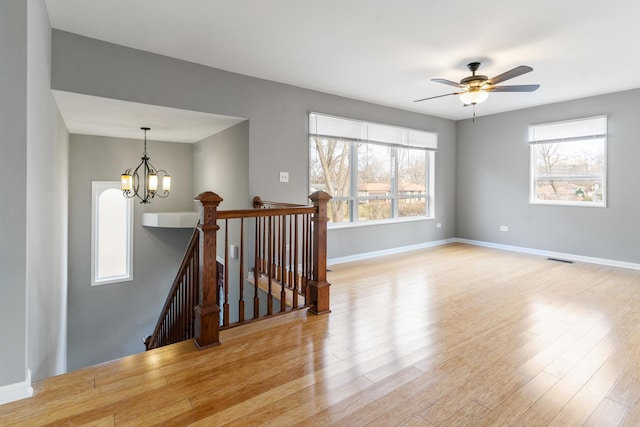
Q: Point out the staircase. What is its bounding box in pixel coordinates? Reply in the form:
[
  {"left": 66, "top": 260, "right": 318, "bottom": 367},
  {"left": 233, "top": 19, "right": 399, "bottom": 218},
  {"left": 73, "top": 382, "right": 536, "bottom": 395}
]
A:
[{"left": 145, "top": 191, "right": 332, "bottom": 351}]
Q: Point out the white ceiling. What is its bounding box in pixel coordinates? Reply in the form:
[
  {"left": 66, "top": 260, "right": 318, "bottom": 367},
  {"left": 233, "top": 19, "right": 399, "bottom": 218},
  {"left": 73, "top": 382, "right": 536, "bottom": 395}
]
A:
[
  {"left": 52, "top": 91, "right": 245, "bottom": 143},
  {"left": 46, "top": 0, "right": 640, "bottom": 122}
]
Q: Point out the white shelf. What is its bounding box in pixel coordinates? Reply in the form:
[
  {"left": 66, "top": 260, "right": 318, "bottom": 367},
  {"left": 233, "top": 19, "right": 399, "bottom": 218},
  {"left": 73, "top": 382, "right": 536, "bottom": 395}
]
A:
[{"left": 142, "top": 212, "right": 199, "bottom": 228}]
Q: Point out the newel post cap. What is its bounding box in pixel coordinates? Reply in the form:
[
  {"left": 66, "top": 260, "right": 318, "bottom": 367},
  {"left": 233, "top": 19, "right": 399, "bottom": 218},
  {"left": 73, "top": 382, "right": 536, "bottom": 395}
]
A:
[
  {"left": 194, "top": 191, "right": 223, "bottom": 206},
  {"left": 309, "top": 191, "right": 332, "bottom": 203}
]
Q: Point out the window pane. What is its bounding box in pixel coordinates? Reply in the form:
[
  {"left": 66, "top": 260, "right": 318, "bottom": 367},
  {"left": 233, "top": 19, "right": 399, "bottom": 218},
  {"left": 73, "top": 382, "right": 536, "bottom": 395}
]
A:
[
  {"left": 327, "top": 199, "right": 351, "bottom": 223},
  {"left": 358, "top": 198, "right": 392, "bottom": 221},
  {"left": 97, "top": 188, "right": 129, "bottom": 279},
  {"left": 92, "top": 181, "right": 133, "bottom": 285},
  {"left": 533, "top": 139, "right": 604, "bottom": 178},
  {"left": 398, "top": 147, "right": 426, "bottom": 197},
  {"left": 357, "top": 143, "right": 391, "bottom": 195},
  {"left": 532, "top": 137, "right": 605, "bottom": 205},
  {"left": 534, "top": 179, "right": 603, "bottom": 203},
  {"left": 399, "top": 198, "right": 427, "bottom": 217},
  {"left": 310, "top": 138, "right": 351, "bottom": 197}
]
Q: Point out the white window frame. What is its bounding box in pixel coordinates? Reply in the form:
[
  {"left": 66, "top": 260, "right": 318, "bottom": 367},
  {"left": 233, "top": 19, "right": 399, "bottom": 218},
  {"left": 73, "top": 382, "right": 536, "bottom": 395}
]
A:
[
  {"left": 529, "top": 115, "right": 607, "bottom": 207},
  {"left": 309, "top": 112, "right": 437, "bottom": 226},
  {"left": 91, "top": 181, "right": 134, "bottom": 286}
]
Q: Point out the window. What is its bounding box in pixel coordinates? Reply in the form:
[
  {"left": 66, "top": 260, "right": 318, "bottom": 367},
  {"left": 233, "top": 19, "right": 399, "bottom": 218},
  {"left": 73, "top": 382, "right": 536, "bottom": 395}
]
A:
[
  {"left": 529, "top": 116, "right": 607, "bottom": 207},
  {"left": 309, "top": 113, "right": 437, "bottom": 225},
  {"left": 91, "top": 181, "right": 134, "bottom": 285}
]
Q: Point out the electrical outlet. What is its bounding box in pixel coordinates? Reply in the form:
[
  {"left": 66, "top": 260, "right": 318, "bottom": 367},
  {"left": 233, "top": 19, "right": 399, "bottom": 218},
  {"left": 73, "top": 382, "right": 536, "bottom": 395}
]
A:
[
  {"left": 279, "top": 171, "right": 289, "bottom": 183},
  {"left": 500, "top": 225, "right": 509, "bottom": 232},
  {"left": 436, "top": 223, "right": 442, "bottom": 228},
  {"left": 229, "top": 244, "right": 239, "bottom": 259}
]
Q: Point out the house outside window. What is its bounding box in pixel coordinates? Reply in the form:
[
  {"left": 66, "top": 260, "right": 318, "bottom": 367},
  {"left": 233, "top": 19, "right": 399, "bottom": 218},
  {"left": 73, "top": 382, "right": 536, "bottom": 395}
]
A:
[
  {"left": 529, "top": 116, "right": 607, "bottom": 207},
  {"left": 91, "top": 181, "right": 134, "bottom": 285},
  {"left": 309, "top": 113, "right": 437, "bottom": 225}
]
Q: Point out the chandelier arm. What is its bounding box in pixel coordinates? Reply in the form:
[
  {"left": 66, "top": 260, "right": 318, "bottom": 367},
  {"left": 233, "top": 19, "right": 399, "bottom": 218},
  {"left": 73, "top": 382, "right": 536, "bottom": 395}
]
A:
[
  {"left": 132, "top": 159, "right": 151, "bottom": 203},
  {"left": 146, "top": 159, "right": 159, "bottom": 175}
]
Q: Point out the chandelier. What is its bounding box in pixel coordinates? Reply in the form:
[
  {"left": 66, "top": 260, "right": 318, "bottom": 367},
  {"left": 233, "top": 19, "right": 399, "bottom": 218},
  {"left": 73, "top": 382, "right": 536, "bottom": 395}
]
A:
[{"left": 120, "top": 127, "right": 171, "bottom": 204}]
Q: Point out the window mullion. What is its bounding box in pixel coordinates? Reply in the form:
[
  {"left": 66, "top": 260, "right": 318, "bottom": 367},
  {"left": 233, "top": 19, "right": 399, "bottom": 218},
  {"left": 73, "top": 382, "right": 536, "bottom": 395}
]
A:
[
  {"left": 391, "top": 147, "right": 398, "bottom": 218},
  {"left": 350, "top": 140, "right": 358, "bottom": 222},
  {"left": 425, "top": 151, "right": 431, "bottom": 216}
]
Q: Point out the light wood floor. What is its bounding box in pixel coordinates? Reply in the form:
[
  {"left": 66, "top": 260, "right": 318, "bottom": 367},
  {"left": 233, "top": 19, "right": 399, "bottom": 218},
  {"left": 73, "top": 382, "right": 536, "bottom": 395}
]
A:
[{"left": 3, "top": 243, "right": 640, "bottom": 426}]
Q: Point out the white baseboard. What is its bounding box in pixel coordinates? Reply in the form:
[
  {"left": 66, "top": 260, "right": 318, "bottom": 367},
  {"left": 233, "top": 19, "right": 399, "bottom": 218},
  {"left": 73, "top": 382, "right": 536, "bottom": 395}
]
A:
[
  {"left": 327, "top": 237, "right": 640, "bottom": 271},
  {"left": 0, "top": 369, "right": 33, "bottom": 405},
  {"left": 455, "top": 238, "right": 640, "bottom": 271},
  {"left": 328, "top": 238, "right": 456, "bottom": 265}
]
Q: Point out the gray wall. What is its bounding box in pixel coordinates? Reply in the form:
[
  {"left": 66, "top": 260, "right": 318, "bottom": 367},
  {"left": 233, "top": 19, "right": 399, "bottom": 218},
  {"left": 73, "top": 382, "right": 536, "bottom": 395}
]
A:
[
  {"left": 0, "top": 0, "right": 67, "bottom": 392},
  {"left": 456, "top": 89, "right": 640, "bottom": 263},
  {"left": 51, "top": 30, "right": 458, "bottom": 261},
  {"left": 193, "top": 120, "right": 250, "bottom": 209},
  {"left": 26, "top": 0, "right": 69, "bottom": 381},
  {"left": 67, "top": 135, "right": 194, "bottom": 370},
  {"left": 0, "top": 0, "right": 28, "bottom": 388}
]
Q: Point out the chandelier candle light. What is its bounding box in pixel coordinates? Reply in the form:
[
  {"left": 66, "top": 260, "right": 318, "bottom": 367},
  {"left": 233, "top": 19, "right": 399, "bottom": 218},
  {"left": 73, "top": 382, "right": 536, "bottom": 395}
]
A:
[{"left": 121, "top": 127, "right": 171, "bottom": 203}]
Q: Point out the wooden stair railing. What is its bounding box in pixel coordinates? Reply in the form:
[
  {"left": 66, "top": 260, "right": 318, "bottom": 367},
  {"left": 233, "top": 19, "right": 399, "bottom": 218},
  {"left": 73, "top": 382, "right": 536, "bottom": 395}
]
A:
[
  {"left": 144, "top": 228, "right": 225, "bottom": 351},
  {"left": 145, "top": 191, "right": 332, "bottom": 351},
  {"left": 144, "top": 229, "right": 199, "bottom": 351}
]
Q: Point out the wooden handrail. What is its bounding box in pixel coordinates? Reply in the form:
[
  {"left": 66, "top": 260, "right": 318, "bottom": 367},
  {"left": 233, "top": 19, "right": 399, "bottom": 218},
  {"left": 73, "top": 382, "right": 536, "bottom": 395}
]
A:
[
  {"left": 253, "top": 196, "right": 308, "bottom": 209},
  {"left": 146, "top": 190, "right": 332, "bottom": 351},
  {"left": 217, "top": 206, "right": 315, "bottom": 220}
]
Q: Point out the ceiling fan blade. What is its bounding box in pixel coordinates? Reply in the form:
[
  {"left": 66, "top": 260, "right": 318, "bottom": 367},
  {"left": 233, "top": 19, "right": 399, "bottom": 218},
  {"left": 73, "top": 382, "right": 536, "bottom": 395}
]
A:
[
  {"left": 414, "top": 92, "right": 461, "bottom": 102},
  {"left": 488, "top": 65, "right": 533, "bottom": 85},
  {"left": 488, "top": 84, "right": 540, "bottom": 92},
  {"left": 431, "top": 78, "right": 464, "bottom": 88}
]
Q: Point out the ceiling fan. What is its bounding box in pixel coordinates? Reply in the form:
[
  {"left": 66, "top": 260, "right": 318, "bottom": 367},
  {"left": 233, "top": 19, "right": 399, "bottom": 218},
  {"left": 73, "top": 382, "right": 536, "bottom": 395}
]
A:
[{"left": 414, "top": 62, "right": 540, "bottom": 106}]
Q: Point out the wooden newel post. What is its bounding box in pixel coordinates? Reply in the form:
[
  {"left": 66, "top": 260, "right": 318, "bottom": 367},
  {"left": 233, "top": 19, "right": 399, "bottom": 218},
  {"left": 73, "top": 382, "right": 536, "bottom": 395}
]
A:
[
  {"left": 194, "top": 192, "right": 223, "bottom": 349},
  {"left": 308, "top": 191, "right": 332, "bottom": 315}
]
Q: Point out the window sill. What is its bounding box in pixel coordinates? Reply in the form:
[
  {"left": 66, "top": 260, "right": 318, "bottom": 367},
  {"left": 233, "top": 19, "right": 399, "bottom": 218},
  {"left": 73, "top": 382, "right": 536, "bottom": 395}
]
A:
[
  {"left": 328, "top": 216, "right": 434, "bottom": 230},
  {"left": 529, "top": 201, "right": 606, "bottom": 208}
]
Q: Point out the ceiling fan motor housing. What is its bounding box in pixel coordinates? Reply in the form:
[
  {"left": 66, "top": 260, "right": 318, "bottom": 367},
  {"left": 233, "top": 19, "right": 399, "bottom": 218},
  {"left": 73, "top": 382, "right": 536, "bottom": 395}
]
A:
[
  {"left": 461, "top": 62, "right": 488, "bottom": 87},
  {"left": 460, "top": 75, "right": 488, "bottom": 87}
]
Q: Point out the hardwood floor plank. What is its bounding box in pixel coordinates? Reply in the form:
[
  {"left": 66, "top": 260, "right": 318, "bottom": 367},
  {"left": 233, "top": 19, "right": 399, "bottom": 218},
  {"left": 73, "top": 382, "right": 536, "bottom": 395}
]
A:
[
  {"left": 280, "top": 366, "right": 424, "bottom": 427},
  {"left": 515, "top": 331, "right": 628, "bottom": 425},
  {"left": 583, "top": 397, "right": 630, "bottom": 427},
  {"left": 606, "top": 325, "right": 640, "bottom": 406},
  {"left": 400, "top": 415, "right": 434, "bottom": 426},
  {"left": 620, "top": 395, "right": 640, "bottom": 427},
  {"left": 73, "top": 414, "right": 115, "bottom": 427},
  {"left": 115, "top": 399, "right": 193, "bottom": 426},
  {"left": 481, "top": 371, "right": 559, "bottom": 426},
  {"left": 437, "top": 400, "right": 492, "bottom": 427}
]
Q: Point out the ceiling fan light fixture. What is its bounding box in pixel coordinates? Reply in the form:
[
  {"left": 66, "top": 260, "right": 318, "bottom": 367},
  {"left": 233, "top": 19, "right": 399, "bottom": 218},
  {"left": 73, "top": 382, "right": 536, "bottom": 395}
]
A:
[{"left": 459, "top": 89, "right": 489, "bottom": 105}]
